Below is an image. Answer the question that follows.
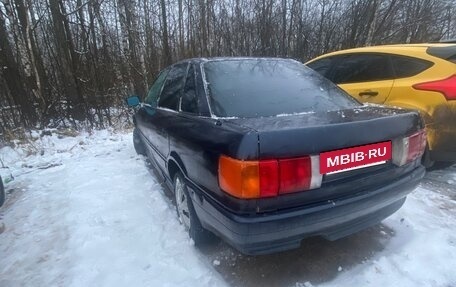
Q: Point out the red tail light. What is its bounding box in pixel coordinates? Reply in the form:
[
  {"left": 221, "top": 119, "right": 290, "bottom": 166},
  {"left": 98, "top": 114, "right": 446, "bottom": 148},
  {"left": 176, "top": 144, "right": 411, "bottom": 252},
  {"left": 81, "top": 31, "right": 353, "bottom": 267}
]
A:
[
  {"left": 392, "top": 130, "right": 427, "bottom": 166},
  {"left": 279, "top": 157, "right": 312, "bottom": 194},
  {"left": 219, "top": 155, "right": 322, "bottom": 199},
  {"left": 407, "top": 131, "right": 427, "bottom": 163},
  {"left": 413, "top": 75, "right": 456, "bottom": 101},
  {"left": 259, "top": 160, "right": 279, "bottom": 197}
]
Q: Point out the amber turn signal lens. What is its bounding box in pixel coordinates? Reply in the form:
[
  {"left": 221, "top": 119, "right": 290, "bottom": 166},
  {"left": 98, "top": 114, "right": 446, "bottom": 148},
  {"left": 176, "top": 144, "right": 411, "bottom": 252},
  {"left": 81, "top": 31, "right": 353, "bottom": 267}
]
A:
[{"left": 218, "top": 155, "right": 260, "bottom": 199}]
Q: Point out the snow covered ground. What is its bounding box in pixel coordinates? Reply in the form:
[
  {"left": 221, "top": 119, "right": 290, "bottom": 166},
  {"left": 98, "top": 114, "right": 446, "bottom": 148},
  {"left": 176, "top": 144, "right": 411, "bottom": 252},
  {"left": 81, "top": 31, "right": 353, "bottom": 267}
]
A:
[{"left": 0, "top": 130, "right": 455, "bottom": 287}]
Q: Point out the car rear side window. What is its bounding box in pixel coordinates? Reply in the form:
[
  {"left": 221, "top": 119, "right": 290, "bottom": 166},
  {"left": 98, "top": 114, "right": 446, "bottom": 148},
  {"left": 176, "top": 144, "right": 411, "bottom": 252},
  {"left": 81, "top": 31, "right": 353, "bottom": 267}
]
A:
[
  {"left": 332, "top": 54, "right": 394, "bottom": 84},
  {"left": 158, "top": 63, "right": 188, "bottom": 110},
  {"left": 181, "top": 64, "right": 199, "bottom": 114},
  {"left": 391, "top": 55, "right": 433, "bottom": 78},
  {"left": 203, "top": 59, "right": 359, "bottom": 118}
]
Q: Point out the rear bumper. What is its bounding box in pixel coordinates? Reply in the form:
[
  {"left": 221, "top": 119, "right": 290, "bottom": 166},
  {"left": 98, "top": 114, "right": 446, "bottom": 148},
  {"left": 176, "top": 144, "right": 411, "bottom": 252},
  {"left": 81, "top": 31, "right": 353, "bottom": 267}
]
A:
[{"left": 189, "top": 166, "right": 425, "bottom": 255}]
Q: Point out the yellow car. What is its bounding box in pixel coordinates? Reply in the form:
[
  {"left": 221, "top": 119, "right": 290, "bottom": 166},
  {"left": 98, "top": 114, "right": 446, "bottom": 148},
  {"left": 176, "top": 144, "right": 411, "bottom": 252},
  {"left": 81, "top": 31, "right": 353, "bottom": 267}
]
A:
[{"left": 306, "top": 43, "right": 456, "bottom": 167}]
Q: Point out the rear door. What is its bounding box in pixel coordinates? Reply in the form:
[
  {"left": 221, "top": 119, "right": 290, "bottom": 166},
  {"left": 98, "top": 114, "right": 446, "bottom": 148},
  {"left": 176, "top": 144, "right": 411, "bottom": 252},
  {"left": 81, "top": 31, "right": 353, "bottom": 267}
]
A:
[
  {"left": 138, "top": 63, "right": 188, "bottom": 173},
  {"left": 329, "top": 54, "right": 395, "bottom": 104},
  {"left": 153, "top": 62, "right": 188, "bottom": 170},
  {"left": 386, "top": 54, "right": 435, "bottom": 109}
]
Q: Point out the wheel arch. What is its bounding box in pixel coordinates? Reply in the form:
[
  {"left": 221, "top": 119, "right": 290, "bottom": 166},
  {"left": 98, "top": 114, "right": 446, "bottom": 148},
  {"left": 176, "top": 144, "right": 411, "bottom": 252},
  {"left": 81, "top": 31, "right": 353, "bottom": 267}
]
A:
[{"left": 167, "top": 151, "right": 188, "bottom": 184}]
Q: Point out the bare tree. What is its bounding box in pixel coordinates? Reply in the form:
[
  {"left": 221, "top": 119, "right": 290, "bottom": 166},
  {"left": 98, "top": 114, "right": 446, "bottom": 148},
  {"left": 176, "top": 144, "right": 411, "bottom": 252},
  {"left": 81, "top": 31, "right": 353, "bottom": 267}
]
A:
[{"left": 0, "top": 0, "right": 454, "bottom": 134}]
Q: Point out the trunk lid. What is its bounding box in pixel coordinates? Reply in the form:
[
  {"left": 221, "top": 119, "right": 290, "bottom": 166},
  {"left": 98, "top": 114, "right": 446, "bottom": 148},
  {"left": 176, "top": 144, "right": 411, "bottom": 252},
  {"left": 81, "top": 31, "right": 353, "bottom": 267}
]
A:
[{"left": 225, "top": 106, "right": 422, "bottom": 159}]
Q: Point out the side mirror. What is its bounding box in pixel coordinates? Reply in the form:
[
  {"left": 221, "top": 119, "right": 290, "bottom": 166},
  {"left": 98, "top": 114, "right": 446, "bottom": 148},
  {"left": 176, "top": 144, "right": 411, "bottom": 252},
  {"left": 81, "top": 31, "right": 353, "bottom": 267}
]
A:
[{"left": 126, "top": 96, "right": 140, "bottom": 107}]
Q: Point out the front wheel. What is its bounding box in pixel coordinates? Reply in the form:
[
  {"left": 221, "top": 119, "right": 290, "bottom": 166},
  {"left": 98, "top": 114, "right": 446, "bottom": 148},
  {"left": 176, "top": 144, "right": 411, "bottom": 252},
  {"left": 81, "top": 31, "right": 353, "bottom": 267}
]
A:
[{"left": 174, "top": 173, "right": 213, "bottom": 245}]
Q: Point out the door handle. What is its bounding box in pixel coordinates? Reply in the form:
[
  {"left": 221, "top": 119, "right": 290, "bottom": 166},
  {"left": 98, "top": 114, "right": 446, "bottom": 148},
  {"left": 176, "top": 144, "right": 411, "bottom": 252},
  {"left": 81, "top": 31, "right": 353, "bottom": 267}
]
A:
[{"left": 359, "top": 91, "right": 379, "bottom": 97}]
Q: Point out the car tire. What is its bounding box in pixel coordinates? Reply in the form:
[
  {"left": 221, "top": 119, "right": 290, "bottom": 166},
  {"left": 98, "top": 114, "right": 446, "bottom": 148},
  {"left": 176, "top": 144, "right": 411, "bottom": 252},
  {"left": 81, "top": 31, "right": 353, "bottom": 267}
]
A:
[
  {"left": 133, "top": 128, "right": 146, "bottom": 156},
  {"left": 422, "top": 146, "right": 434, "bottom": 169},
  {"left": 0, "top": 176, "right": 5, "bottom": 207},
  {"left": 173, "top": 172, "right": 212, "bottom": 245}
]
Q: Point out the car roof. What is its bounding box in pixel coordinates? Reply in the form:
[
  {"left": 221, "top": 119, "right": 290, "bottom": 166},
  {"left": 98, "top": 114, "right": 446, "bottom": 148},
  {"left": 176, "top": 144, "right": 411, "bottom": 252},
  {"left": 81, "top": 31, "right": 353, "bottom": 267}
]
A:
[{"left": 175, "top": 57, "right": 300, "bottom": 65}]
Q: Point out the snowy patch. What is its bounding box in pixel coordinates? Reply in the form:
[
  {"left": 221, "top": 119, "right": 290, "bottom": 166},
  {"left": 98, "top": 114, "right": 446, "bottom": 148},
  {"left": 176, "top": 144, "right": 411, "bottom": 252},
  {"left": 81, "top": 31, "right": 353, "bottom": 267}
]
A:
[
  {"left": 0, "top": 130, "right": 225, "bottom": 287},
  {"left": 275, "top": 111, "right": 316, "bottom": 117},
  {"left": 313, "top": 186, "right": 456, "bottom": 287},
  {"left": 213, "top": 259, "right": 221, "bottom": 266}
]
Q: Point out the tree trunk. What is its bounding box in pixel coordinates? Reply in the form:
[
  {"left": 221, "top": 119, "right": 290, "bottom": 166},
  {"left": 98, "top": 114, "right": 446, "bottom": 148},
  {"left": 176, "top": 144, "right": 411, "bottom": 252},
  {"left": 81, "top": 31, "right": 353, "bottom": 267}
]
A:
[
  {"left": 49, "top": 0, "right": 85, "bottom": 122},
  {"left": 160, "top": 0, "right": 172, "bottom": 65},
  {"left": 0, "top": 11, "right": 37, "bottom": 125}
]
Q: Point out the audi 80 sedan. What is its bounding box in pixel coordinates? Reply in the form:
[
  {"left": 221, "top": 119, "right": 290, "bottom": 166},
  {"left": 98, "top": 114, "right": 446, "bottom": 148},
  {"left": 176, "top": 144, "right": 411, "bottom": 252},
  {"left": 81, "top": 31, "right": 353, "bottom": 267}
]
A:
[{"left": 127, "top": 58, "right": 426, "bottom": 255}]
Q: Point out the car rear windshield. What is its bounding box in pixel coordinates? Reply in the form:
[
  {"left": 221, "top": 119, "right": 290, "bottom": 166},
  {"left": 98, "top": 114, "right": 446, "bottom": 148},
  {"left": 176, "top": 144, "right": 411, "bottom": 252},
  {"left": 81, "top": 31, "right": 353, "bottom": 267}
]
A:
[{"left": 203, "top": 59, "right": 359, "bottom": 118}]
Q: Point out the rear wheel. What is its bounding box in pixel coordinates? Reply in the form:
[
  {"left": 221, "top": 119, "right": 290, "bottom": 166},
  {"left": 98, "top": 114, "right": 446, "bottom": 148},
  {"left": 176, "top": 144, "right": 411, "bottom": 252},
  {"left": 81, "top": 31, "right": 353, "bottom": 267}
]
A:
[
  {"left": 422, "top": 146, "right": 434, "bottom": 169},
  {"left": 133, "top": 128, "right": 146, "bottom": 156},
  {"left": 174, "top": 172, "right": 212, "bottom": 245}
]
